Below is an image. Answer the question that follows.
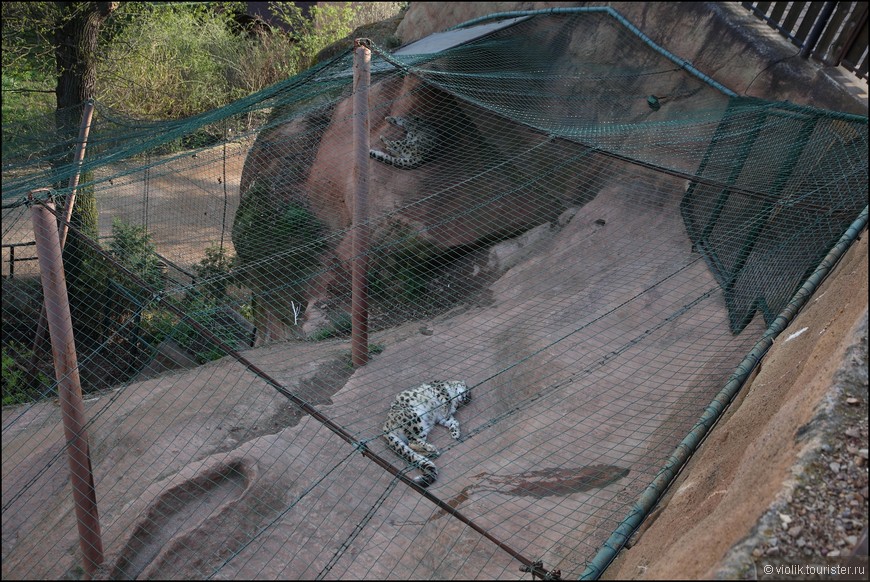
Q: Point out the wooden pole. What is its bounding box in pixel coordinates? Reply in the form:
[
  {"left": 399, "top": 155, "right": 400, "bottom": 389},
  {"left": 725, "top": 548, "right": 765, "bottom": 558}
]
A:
[
  {"left": 31, "top": 199, "right": 104, "bottom": 579},
  {"left": 30, "top": 100, "right": 96, "bottom": 386},
  {"left": 58, "top": 99, "right": 96, "bottom": 249},
  {"left": 351, "top": 40, "right": 371, "bottom": 367}
]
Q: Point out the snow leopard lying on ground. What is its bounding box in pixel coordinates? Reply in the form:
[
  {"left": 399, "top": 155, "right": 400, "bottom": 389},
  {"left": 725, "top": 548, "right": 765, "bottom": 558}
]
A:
[
  {"left": 369, "top": 115, "right": 437, "bottom": 169},
  {"left": 382, "top": 380, "right": 471, "bottom": 487}
]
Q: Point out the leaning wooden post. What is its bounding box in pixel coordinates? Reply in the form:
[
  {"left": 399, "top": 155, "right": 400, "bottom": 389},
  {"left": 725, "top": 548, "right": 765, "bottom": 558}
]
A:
[
  {"left": 31, "top": 197, "right": 104, "bottom": 578},
  {"left": 59, "top": 99, "right": 96, "bottom": 249},
  {"left": 30, "top": 100, "right": 95, "bottom": 386},
  {"left": 351, "top": 39, "right": 371, "bottom": 367}
]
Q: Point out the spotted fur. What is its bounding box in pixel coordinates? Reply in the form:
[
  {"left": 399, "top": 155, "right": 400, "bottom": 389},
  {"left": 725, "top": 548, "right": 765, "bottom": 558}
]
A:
[
  {"left": 369, "top": 115, "right": 437, "bottom": 169},
  {"left": 383, "top": 380, "right": 471, "bottom": 487}
]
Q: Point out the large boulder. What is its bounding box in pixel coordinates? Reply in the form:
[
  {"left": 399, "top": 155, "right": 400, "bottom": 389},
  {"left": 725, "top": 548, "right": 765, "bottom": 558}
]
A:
[{"left": 235, "top": 73, "right": 599, "bottom": 343}]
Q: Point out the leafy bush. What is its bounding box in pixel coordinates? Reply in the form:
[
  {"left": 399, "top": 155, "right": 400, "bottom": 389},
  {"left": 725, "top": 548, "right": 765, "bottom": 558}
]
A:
[
  {"left": 1, "top": 70, "right": 55, "bottom": 159},
  {"left": 192, "top": 245, "right": 236, "bottom": 302},
  {"left": 4, "top": 2, "right": 405, "bottom": 134},
  {"left": 97, "top": 4, "right": 287, "bottom": 118},
  {"left": 1, "top": 347, "right": 25, "bottom": 404},
  {"left": 2, "top": 343, "right": 52, "bottom": 406},
  {"left": 370, "top": 223, "right": 440, "bottom": 302},
  {"left": 269, "top": 1, "right": 357, "bottom": 69},
  {"left": 308, "top": 312, "right": 353, "bottom": 341},
  {"left": 108, "top": 218, "right": 165, "bottom": 295},
  {"left": 232, "top": 181, "right": 325, "bottom": 265}
]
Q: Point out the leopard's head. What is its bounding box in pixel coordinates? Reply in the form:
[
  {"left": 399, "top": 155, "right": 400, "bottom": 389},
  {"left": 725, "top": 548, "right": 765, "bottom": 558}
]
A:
[{"left": 448, "top": 380, "right": 471, "bottom": 407}]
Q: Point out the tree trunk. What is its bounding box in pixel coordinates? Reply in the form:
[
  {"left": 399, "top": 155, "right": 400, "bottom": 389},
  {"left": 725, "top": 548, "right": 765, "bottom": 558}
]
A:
[
  {"left": 53, "top": 1, "right": 117, "bottom": 350},
  {"left": 54, "top": 2, "right": 116, "bottom": 127}
]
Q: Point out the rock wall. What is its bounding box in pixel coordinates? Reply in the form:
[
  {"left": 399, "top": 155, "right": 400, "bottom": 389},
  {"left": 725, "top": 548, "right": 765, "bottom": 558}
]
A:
[
  {"left": 396, "top": 2, "right": 866, "bottom": 114},
  {"left": 239, "top": 2, "right": 840, "bottom": 343}
]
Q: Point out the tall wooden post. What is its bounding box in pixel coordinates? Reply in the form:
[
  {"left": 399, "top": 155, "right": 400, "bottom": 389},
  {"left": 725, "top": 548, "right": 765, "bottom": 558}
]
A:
[
  {"left": 58, "top": 99, "right": 95, "bottom": 249},
  {"left": 30, "top": 100, "right": 95, "bottom": 386},
  {"left": 351, "top": 40, "right": 371, "bottom": 367},
  {"left": 31, "top": 199, "right": 104, "bottom": 578}
]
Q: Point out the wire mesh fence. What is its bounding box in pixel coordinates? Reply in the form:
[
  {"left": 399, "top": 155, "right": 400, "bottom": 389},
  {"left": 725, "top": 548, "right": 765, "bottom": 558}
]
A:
[{"left": 2, "top": 8, "right": 867, "bottom": 580}]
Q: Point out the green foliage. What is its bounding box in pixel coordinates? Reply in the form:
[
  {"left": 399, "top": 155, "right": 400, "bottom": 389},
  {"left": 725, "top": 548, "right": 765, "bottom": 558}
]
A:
[
  {"left": 3, "top": 1, "right": 405, "bottom": 129},
  {"left": 140, "top": 307, "right": 176, "bottom": 346},
  {"left": 1, "top": 348, "right": 24, "bottom": 405},
  {"left": 269, "top": 1, "right": 356, "bottom": 69},
  {"left": 108, "top": 218, "right": 165, "bottom": 295},
  {"left": 95, "top": 0, "right": 388, "bottom": 119},
  {"left": 96, "top": 5, "right": 248, "bottom": 118},
  {"left": 62, "top": 179, "right": 112, "bottom": 349},
  {"left": 138, "top": 295, "right": 252, "bottom": 365},
  {"left": 309, "top": 312, "right": 353, "bottom": 341},
  {"left": 192, "top": 245, "right": 236, "bottom": 302},
  {"left": 1, "top": 71, "right": 54, "bottom": 146},
  {"left": 133, "top": 244, "right": 250, "bottom": 365},
  {"left": 370, "top": 224, "right": 440, "bottom": 303},
  {"left": 171, "top": 298, "right": 238, "bottom": 364},
  {"left": 2, "top": 343, "right": 52, "bottom": 406},
  {"left": 1, "top": 2, "right": 60, "bottom": 77},
  {"left": 232, "top": 181, "right": 325, "bottom": 266},
  {"left": 232, "top": 184, "right": 324, "bottom": 340}
]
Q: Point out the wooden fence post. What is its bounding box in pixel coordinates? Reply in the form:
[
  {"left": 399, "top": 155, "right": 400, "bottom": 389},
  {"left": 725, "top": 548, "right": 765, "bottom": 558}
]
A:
[
  {"left": 31, "top": 198, "right": 104, "bottom": 579},
  {"left": 352, "top": 39, "right": 372, "bottom": 367}
]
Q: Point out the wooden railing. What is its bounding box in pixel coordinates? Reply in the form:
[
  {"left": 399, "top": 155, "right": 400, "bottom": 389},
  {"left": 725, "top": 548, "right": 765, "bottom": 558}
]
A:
[
  {"left": 2, "top": 241, "right": 38, "bottom": 279},
  {"left": 742, "top": 1, "right": 868, "bottom": 81}
]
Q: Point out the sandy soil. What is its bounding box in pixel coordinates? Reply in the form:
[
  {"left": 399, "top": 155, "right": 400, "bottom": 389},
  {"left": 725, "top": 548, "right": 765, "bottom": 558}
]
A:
[{"left": 603, "top": 235, "right": 868, "bottom": 579}]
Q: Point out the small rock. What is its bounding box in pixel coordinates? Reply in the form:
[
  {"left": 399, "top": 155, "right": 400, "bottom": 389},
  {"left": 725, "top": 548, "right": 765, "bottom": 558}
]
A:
[
  {"left": 827, "top": 550, "right": 841, "bottom": 558},
  {"left": 829, "top": 461, "right": 841, "bottom": 473},
  {"left": 846, "top": 535, "right": 858, "bottom": 546},
  {"left": 844, "top": 428, "right": 860, "bottom": 438},
  {"left": 779, "top": 513, "right": 793, "bottom": 525},
  {"left": 556, "top": 207, "right": 579, "bottom": 227},
  {"left": 766, "top": 546, "right": 780, "bottom": 556},
  {"left": 845, "top": 397, "right": 859, "bottom": 405},
  {"left": 788, "top": 525, "right": 803, "bottom": 537},
  {"left": 752, "top": 548, "right": 763, "bottom": 558},
  {"left": 859, "top": 448, "right": 868, "bottom": 459}
]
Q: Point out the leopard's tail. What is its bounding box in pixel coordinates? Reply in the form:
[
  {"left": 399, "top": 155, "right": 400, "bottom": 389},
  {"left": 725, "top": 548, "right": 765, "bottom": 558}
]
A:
[
  {"left": 369, "top": 149, "right": 422, "bottom": 170},
  {"left": 384, "top": 432, "right": 437, "bottom": 487}
]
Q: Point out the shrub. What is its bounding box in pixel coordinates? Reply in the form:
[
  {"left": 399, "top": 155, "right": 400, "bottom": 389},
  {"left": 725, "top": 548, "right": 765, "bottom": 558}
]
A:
[
  {"left": 232, "top": 181, "right": 325, "bottom": 266},
  {"left": 370, "top": 222, "right": 440, "bottom": 303},
  {"left": 192, "top": 245, "right": 236, "bottom": 302},
  {"left": 97, "top": 4, "right": 271, "bottom": 118},
  {"left": 2, "top": 343, "right": 52, "bottom": 406},
  {"left": 108, "top": 218, "right": 165, "bottom": 295}
]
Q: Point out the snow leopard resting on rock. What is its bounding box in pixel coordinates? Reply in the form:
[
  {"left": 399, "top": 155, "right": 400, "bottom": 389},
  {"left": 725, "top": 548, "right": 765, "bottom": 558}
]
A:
[
  {"left": 383, "top": 380, "right": 471, "bottom": 487},
  {"left": 369, "top": 115, "right": 437, "bottom": 169}
]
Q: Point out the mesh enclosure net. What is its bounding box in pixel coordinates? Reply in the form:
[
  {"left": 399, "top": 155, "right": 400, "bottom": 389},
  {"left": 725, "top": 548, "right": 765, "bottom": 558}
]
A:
[{"left": 2, "top": 8, "right": 867, "bottom": 580}]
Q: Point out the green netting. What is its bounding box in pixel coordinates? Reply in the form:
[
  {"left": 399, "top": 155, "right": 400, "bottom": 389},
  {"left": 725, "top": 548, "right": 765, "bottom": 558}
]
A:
[{"left": 2, "top": 7, "right": 867, "bottom": 580}]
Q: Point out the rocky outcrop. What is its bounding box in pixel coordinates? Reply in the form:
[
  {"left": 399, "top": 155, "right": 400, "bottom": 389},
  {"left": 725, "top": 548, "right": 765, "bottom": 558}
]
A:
[
  {"left": 396, "top": 2, "right": 866, "bottom": 115},
  {"left": 236, "top": 71, "right": 603, "bottom": 342}
]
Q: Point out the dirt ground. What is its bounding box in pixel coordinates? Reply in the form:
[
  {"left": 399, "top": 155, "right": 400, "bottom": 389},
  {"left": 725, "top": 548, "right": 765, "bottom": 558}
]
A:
[
  {"left": 603, "top": 235, "right": 868, "bottom": 579},
  {"left": 3, "top": 161, "right": 866, "bottom": 580}
]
